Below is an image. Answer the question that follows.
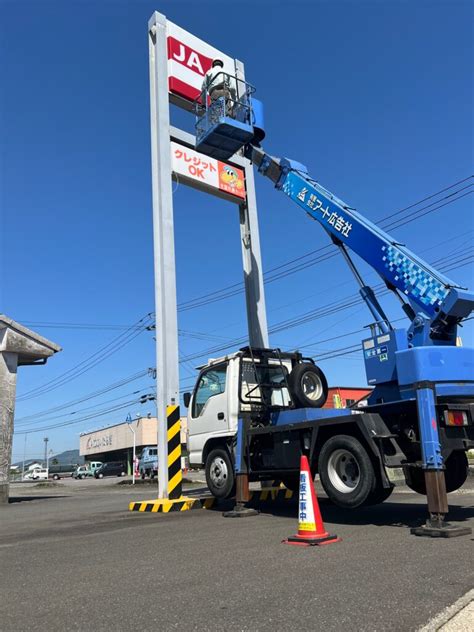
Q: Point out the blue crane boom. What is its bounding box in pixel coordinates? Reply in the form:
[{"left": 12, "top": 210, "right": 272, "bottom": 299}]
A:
[
  {"left": 245, "top": 145, "right": 474, "bottom": 343},
  {"left": 194, "top": 81, "right": 473, "bottom": 345}
]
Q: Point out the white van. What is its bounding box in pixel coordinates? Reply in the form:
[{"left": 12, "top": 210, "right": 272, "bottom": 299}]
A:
[
  {"left": 24, "top": 468, "right": 49, "bottom": 481},
  {"left": 139, "top": 447, "right": 158, "bottom": 479}
]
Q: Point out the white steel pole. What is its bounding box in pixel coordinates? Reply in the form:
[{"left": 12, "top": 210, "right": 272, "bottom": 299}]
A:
[
  {"left": 22, "top": 433, "right": 27, "bottom": 480},
  {"left": 234, "top": 59, "right": 269, "bottom": 349},
  {"left": 148, "top": 12, "right": 179, "bottom": 500},
  {"left": 133, "top": 430, "right": 136, "bottom": 485},
  {"left": 127, "top": 422, "right": 136, "bottom": 485}
]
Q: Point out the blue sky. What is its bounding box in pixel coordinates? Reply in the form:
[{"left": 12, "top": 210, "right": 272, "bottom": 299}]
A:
[{"left": 2, "top": 0, "right": 473, "bottom": 461}]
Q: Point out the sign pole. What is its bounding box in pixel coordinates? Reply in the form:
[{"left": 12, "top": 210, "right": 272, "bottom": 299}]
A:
[
  {"left": 235, "top": 59, "right": 269, "bottom": 349},
  {"left": 126, "top": 414, "right": 136, "bottom": 485},
  {"left": 148, "top": 12, "right": 180, "bottom": 499}
]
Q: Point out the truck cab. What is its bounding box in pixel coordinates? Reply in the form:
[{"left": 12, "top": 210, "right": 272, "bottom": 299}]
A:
[{"left": 186, "top": 347, "right": 328, "bottom": 497}]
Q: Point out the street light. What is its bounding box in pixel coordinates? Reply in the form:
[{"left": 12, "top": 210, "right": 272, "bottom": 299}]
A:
[
  {"left": 43, "top": 436, "right": 49, "bottom": 468},
  {"left": 126, "top": 413, "right": 136, "bottom": 485}
]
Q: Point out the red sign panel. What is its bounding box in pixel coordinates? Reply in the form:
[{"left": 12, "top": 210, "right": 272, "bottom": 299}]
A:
[{"left": 166, "top": 21, "right": 235, "bottom": 103}]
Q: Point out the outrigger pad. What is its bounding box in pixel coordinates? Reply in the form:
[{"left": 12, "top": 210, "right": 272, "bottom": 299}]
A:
[
  {"left": 222, "top": 503, "right": 259, "bottom": 518},
  {"left": 411, "top": 517, "right": 472, "bottom": 538}
]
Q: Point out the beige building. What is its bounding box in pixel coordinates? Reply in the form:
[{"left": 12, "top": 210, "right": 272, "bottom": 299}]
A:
[{"left": 79, "top": 416, "right": 188, "bottom": 470}]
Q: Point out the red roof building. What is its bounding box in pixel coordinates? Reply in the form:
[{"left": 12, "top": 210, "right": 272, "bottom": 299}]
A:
[{"left": 324, "top": 387, "right": 372, "bottom": 409}]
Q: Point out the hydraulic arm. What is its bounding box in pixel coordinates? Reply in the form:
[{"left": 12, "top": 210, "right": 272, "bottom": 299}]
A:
[{"left": 245, "top": 145, "right": 474, "bottom": 344}]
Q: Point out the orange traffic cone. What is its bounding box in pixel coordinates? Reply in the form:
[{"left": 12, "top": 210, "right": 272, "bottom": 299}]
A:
[{"left": 283, "top": 455, "right": 340, "bottom": 547}]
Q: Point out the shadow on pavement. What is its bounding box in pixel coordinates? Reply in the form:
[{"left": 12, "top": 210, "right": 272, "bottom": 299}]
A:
[
  {"left": 8, "top": 495, "right": 70, "bottom": 504},
  {"left": 204, "top": 494, "right": 474, "bottom": 530}
]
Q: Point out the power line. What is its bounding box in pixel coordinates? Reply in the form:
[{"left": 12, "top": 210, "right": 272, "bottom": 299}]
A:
[
  {"left": 14, "top": 387, "right": 153, "bottom": 428},
  {"left": 14, "top": 395, "right": 151, "bottom": 435},
  {"left": 17, "top": 313, "right": 154, "bottom": 401},
  {"left": 176, "top": 177, "right": 472, "bottom": 311},
  {"left": 177, "top": 254, "right": 473, "bottom": 365},
  {"left": 15, "top": 369, "right": 150, "bottom": 423},
  {"left": 14, "top": 179, "right": 472, "bottom": 412}
]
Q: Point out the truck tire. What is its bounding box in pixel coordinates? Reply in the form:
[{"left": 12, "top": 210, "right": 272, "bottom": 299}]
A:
[
  {"left": 363, "top": 482, "right": 394, "bottom": 506},
  {"left": 205, "top": 448, "right": 235, "bottom": 499},
  {"left": 318, "top": 435, "right": 376, "bottom": 508},
  {"left": 52, "top": 474, "right": 60, "bottom": 481},
  {"left": 288, "top": 363, "right": 328, "bottom": 408},
  {"left": 404, "top": 451, "right": 469, "bottom": 495}
]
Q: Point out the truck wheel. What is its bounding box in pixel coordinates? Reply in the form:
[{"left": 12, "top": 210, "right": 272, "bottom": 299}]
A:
[
  {"left": 363, "top": 482, "right": 394, "bottom": 506},
  {"left": 53, "top": 474, "right": 59, "bottom": 481},
  {"left": 288, "top": 363, "right": 328, "bottom": 408},
  {"left": 205, "top": 448, "right": 235, "bottom": 499},
  {"left": 404, "top": 451, "right": 469, "bottom": 495},
  {"left": 319, "top": 435, "right": 376, "bottom": 508}
]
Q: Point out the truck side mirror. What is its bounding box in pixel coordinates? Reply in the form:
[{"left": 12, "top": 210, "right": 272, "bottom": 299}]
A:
[{"left": 183, "top": 392, "right": 191, "bottom": 408}]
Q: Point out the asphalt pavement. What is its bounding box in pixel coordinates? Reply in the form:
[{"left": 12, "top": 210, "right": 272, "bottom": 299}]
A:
[{"left": 0, "top": 479, "right": 473, "bottom": 631}]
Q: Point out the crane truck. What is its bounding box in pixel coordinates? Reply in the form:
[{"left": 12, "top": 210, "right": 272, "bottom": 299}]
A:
[{"left": 185, "top": 74, "right": 474, "bottom": 536}]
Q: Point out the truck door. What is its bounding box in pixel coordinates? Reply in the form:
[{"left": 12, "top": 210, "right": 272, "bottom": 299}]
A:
[{"left": 188, "top": 363, "right": 228, "bottom": 464}]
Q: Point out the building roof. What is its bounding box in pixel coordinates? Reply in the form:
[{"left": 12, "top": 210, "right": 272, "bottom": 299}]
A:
[{"left": 0, "top": 314, "right": 61, "bottom": 365}]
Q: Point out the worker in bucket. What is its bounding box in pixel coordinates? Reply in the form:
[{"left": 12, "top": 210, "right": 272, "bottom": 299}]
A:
[{"left": 202, "top": 58, "right": 235, "bottom": 117}]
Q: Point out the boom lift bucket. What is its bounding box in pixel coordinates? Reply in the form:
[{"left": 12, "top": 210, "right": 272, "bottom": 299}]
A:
[{"left": 195, "top": 72, "right": 264, "bottom": 161}]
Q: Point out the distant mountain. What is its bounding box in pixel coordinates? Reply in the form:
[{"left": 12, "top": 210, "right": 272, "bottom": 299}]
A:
[
  {"left": 13, "top": 449, "right": 84, "bottom": 468},
  {"left": 48, "top": 450, "right": 84, "bottom": 466}
]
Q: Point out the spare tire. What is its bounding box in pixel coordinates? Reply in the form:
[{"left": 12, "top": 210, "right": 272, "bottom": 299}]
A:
[{"left": 288, "top": 363, "right": 328, "bottom": 408}]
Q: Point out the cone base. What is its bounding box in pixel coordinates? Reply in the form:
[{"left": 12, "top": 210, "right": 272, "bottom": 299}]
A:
[{"left": 283, "top": 532, "right": 340, "bottom": 547}]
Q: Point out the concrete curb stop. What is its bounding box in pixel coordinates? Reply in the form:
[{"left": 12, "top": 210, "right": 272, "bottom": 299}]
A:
[{"left": 418, "top": 589, "right": 474, "bottom": 631}]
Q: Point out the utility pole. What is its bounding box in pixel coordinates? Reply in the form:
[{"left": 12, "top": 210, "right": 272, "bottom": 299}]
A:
[
  {"left": 47, "top": 449, "right": 53, "bottom": 473},
  {"left": 43, "top": 437, "right": 49, "bottom": 468},
  {"left": 22, "top": 433, "right": 27, "bottom": 480}
]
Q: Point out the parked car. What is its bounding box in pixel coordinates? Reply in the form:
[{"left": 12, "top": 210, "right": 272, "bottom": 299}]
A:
[
  {"left": 139, "top": 446, "right": 158, "bottom": 479},
  {"left": 24, "top": 468, "right": 49, "bottom": 481},
  {"left": 49, "top": 464, "right": 80, "bottom": 480},
  {"left": 94, "top": 462, "right": 127, "bottom": 478},
  {"left": 73, "top": 461, "right": 103, "bottom": 479}
]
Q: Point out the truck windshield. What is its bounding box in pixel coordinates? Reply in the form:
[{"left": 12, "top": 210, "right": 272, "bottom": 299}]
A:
[{"left": 193, "top": 364, "right": 227, "bottom": 417}]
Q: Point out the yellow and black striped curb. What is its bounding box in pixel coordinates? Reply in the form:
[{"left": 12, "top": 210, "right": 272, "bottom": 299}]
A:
[
  {"left": 167, "top": 405, "right": 182, "bottom": 499},
  {"left": 129, "top": 497, "right": 215, "bottom": 513},
  {"left": 129, "top": 488, "right": 295, "bottom": 513}
]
